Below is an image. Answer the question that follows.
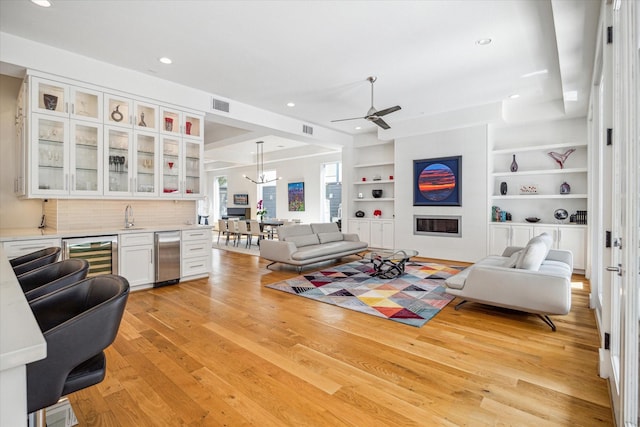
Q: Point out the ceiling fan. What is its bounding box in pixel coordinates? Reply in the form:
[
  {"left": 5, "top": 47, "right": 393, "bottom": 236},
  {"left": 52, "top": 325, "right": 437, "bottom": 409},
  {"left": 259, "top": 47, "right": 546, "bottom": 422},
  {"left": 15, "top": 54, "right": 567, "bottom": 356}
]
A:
[{"left": 331, "top": 76, "right": 401, "bottom": 130}]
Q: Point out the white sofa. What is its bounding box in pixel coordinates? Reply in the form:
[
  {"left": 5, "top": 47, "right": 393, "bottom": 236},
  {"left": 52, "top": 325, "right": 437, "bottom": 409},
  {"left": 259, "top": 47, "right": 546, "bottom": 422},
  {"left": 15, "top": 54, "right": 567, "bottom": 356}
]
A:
[
  {"left": 259, "top": 223, "right": 368, "bottom": 271},
  {"left": 444, "top": 233, "right": 573, "bottom": 330}
]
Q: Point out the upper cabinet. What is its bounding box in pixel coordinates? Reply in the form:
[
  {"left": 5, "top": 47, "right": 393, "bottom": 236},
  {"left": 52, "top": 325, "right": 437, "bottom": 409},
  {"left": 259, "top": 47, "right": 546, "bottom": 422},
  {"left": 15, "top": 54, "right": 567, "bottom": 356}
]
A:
[
  {"left": 31, "top": 77, "right": 102, "bottom": 123},
  {"left": 18, "top": 72, "right": 205, "bottom": 200},
  {"left": 160, "top": 107, "right": 203, "bottom": 140}
]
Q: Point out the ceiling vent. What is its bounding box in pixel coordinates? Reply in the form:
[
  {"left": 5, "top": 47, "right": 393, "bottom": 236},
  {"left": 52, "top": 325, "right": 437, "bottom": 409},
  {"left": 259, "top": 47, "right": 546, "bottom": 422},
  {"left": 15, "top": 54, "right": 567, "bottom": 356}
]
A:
[
  {"left": 302, "top": 124, "right": 313, "bottom": 135},
  {"left": 212, "top": 97, "right": 230, "bottom": 113}
]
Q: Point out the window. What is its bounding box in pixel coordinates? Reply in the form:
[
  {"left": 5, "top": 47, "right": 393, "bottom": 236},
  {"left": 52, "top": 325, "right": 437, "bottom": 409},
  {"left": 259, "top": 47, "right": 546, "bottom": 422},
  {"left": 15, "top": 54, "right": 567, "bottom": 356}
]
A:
[
  {"left": 322, "top": 162, "right": 342, "bottom": 223},
  {"left": 214, "top": 175, "right": 227, "bottom": 221},
  {"left": 257, "top": 170, "right": 277, "bottom": 219}
]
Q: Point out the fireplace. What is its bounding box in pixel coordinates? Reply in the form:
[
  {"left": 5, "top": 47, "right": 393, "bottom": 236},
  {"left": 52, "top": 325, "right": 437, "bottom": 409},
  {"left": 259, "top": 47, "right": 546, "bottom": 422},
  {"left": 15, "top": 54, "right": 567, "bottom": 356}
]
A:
[{"left": 414, "top": 215, "right": 461, "bottom": 237}]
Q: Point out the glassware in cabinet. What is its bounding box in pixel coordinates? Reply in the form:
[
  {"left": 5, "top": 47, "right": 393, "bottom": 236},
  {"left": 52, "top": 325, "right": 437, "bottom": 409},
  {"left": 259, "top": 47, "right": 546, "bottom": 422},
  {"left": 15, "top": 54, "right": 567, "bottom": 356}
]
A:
[
  {"left": 160, "top": 136, "right": 181, "bottom": 195},
  {"left": 105, "top": 126, "right": 132, "bottom": 194},
  {"left": 31, "top": 114, "right": 69, "bottom": 195},
  {"left": 133, "top": 131, "right": 158, "bottom": 196},
  {"left": 70, "top": 122, "right": 102, "bottom": 194}
]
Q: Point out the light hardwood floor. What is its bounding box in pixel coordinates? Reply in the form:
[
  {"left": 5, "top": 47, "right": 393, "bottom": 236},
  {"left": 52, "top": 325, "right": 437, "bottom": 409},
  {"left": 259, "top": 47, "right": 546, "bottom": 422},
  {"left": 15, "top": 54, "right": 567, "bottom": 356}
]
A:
[{"left": 68, "top": 249, "right": 613, "bottom": 426}]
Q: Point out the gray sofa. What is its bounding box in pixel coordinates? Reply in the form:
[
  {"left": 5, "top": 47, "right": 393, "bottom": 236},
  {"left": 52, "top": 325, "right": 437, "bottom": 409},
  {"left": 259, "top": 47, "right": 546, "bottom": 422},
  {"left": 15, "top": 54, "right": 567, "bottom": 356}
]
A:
[
  {"left": 444, "top": 233, "right": 573, "bottom": 330},
  {"left": 259, "top": 223, "right": 368, "bottom": 271}
]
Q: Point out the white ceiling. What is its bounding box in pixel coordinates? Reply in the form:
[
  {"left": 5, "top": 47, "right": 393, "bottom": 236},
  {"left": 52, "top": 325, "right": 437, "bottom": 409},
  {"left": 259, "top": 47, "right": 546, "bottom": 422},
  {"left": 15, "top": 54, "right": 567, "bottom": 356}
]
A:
[{"left": 0, "top": 0, "right": 600, "bottom": 168}]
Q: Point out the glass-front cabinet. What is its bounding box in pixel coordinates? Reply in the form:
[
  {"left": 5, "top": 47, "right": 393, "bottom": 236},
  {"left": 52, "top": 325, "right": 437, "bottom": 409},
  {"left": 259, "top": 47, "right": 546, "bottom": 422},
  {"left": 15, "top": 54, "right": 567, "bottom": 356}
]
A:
[
  {"left": 160, "top": 136, "right": 180, "bottom": 195},
  {"left": 31, "top": 77, "right": 102, "bottom": 123},
  {"left": 70, "top": 122, "right": 102, "bottom": 194},
  {"left": 30, "top": 114, "right": 102, "bottom": 196},
  {"left": 160, "top": 107, "right": 203, "bottom": 139},
  {"left": 159, "top": 136, "right": 203, "bottom": 198},
  {"left": 104, "top": 126, "right": 132, "bottom": 195},
  {"left": 133, "top": 131, "right": 158, "bottom": 196}
]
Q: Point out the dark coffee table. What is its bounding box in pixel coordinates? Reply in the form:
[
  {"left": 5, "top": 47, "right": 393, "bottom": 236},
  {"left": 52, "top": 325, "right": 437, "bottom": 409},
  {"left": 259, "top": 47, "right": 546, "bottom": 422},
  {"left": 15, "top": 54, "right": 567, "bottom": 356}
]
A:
[{"left": 364, "top": 249, "right": 419, "bottom": 279}]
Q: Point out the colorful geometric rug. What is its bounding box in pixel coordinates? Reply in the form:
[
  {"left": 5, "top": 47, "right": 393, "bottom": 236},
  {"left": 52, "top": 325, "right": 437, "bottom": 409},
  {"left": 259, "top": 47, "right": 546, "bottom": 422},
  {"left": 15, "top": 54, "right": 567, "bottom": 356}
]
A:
[{"left": 266, "top": 260, "right": 465, "bottom": 327}]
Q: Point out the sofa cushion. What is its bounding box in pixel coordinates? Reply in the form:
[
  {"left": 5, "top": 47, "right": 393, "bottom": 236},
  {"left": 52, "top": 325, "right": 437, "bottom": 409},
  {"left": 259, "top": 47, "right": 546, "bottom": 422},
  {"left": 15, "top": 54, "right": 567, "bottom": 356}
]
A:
[
  {"left": 286, "top": 234, "right": 320, "bottom": 248},
  {"left": 291, "top": 241, "right": 367, "bottom": 261},
  {"left": 277, "top": 224, "right": 314, "bottom": 241},
  {"left": 503, "top": 250, "right": 521, "bottom": 268},
  {"left": 317, "top": 231, "right": 343, "bottom": 244},
  {"left": 516, "top": 233, "right": 552, "bottom": 270},
  {"left": 310, "top": 223, "right": 340, "bottom": 234}
]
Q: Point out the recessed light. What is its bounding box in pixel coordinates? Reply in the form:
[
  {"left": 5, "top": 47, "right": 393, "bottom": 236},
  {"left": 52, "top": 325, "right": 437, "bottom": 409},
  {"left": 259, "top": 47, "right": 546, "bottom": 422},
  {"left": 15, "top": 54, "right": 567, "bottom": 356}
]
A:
[
  {"left": 286, "top": 102, "right": 295, "bottom": 107},
  {"left": 476, "top": 38, "right": 492, "bottom": 46},
  {"left": 30, "top": 0, "right": 52, "bottom": 7},
  {"left": 355, "top": 126, "right": 362, "bottom": 130},
  {"left": 509, "top": 94, "right": 520, "bottom": 99},
  {"left": 159, "top": 57, "right": 173, "bottom": 65}
]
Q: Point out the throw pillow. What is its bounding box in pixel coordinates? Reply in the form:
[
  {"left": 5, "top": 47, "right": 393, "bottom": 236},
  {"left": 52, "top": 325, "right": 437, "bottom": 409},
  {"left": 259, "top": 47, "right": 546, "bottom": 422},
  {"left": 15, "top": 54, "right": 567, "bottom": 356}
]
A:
[
  {"left": 317, "top": 232, "right": 344, "bottom": 244},
  {"left": 286, "top": 234, "right": 320, "bottom": 248},
  {"left": 515, "top": 233, "right": 553, "bottom": 270}
]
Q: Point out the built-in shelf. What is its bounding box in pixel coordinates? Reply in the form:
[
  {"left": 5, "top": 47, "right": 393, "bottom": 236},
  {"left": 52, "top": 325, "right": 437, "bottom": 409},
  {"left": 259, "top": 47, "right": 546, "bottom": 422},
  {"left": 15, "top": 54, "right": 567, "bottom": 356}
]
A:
[
  {"left": 492, "top": 141, "right": 587, "bottom": 155},
  {"left": 492, "top": 167, "right": 587, "bottom": 177},
  {"left": 353, "top": 161, "right": 394, "bottom": 168},
  {"left": 354, "top": 179, "right": 395, "bottom": 185},
  {"left": 353, "top": 198, "right": 395, "bottom": 202},
  {"left": 491, "top": 194, "right": 587, "bottom": 200}
]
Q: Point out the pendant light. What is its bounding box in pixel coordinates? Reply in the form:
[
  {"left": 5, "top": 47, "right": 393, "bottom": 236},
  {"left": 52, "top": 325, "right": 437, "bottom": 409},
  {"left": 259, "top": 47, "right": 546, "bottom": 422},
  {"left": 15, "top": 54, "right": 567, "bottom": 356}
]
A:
[{"left": 243, "top": 141, "right": 282, "bottom": 184}]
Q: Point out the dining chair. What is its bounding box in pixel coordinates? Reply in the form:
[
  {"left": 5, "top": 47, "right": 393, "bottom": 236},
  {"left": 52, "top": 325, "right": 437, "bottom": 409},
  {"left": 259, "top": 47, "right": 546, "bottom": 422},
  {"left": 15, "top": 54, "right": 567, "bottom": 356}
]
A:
[
  {"left": 237, "top": 221, "right": 252, "bottom": 248},
  {"left": 227, "top": 219, "right": 240, "bottom": 246},
  {"left": 217, "top": 219, "right": 230, "bottom": 244},
  {"left": 248, "top": 220, "right": 269, "bottom": 248}
]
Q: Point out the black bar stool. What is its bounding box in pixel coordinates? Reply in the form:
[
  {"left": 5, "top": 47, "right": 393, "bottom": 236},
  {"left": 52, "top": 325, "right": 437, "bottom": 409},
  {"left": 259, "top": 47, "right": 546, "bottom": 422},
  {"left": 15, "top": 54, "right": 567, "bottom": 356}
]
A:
[
  {"left": 11, "top": 247, "right": 61, "bottom": 276},
  {"left": 17, "top": 259, "right": 89, "bottom": 301}
]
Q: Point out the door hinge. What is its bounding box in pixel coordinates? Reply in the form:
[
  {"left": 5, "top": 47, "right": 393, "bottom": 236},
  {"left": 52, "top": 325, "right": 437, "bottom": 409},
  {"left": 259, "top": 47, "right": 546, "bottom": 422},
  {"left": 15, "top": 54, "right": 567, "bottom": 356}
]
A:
[
  {"left": 607, "top": 26, "right": 613, "bottom": 44},
  {"left": 606, "top": 128, "right": 612, "bottom": 146},
  {"left": 604, "top": 332, "right": 610, "bottom": 350}
]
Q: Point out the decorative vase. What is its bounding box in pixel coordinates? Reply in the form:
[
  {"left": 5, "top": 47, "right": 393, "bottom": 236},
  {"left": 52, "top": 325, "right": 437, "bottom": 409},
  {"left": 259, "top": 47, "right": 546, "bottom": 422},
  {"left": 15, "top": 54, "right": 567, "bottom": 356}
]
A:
[
  {"left": 510, "top": 154, "right": 518, "bottom": 172},
  {"left": 43, "top": 94, "right": 58, "bottom": 111},
  {"left": 500, "top": 181, "right": 508, "bottom": 195},
  {"left": 372, "top": 189, "right": 383, "bottom": 198},
  {"left": 185, "top": 121, "right": 192, "bottom": 135},
  {"left": 560, "top": 182, "right": 571, "bottom": 194}
]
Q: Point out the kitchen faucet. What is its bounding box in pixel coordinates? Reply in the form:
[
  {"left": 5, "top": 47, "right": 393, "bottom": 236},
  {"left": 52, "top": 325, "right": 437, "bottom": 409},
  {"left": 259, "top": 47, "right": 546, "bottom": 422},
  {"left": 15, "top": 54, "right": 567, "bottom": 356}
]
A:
[{"left": 124, "top": 204, "right": 134, "bottom": 228}]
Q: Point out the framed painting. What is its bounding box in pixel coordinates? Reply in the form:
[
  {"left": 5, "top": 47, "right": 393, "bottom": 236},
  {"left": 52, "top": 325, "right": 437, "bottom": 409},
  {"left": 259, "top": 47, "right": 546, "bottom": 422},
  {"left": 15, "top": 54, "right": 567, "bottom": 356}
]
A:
[
  {"left": 233, "top": 193, "right": 249, "bottom": 205},
  {"left": 288, "top": 182, "right": 305, "bottom": 211},
  {"left": 413, "top": 156, "right": 462, "bottom": 206}
]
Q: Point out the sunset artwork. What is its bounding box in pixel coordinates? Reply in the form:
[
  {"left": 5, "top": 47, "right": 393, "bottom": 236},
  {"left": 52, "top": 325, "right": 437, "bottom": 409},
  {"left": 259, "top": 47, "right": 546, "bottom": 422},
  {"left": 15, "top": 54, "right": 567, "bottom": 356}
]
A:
[
  {"left": 413, "top": 156, "right": 461, "bottom": 206},
  {"left": 419, "top": 163, "right": 456, "bottom": 201}
]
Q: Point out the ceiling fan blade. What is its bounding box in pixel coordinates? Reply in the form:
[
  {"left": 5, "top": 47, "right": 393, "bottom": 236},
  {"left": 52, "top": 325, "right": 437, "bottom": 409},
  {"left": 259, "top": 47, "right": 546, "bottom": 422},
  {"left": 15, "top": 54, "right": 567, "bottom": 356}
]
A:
[
  {"left": 372, "top": 117, "right": 390, "bottom": 130},
  {"left": 374, "top": 105, "right": 401, "bottom": 117},
  {"left": 331, "top": 116, "right": 366, "bottom": 123}
]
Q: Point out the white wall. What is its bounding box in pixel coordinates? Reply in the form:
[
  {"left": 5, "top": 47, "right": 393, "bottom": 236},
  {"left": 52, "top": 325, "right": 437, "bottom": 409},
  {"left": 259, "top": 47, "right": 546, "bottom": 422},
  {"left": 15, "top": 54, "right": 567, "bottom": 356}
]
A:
[
  {"left": 206, "top": 151, "right": 342, "bottom": 223},
  {"left": 394, "top": 125, "right": 488, "bottom": 262},
  {"left": 0, "top": 74, "right": 42, "bottom": 229}
]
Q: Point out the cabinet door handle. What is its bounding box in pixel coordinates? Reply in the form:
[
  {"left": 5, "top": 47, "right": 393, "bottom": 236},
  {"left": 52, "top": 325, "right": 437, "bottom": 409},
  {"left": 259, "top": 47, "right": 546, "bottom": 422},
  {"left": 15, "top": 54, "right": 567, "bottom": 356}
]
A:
[
  {"left": 71, "top": 174, "right": 75, "bottom": 191},
  {"left": 64, "top": 174, "right": 68, "bottom": 191},
  {"left": 71, "top": 103, "right": 75, "bottom": 115},
  {"left": 65, "top": 102, "right": 69, "bottom": 113}
]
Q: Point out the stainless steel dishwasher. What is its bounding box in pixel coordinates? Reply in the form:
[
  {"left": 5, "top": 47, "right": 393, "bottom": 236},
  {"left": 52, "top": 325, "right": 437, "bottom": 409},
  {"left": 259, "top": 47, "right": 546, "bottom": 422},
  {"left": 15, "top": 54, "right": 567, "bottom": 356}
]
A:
[{"left": 154, "top": 231, "right": 180, "bottom": 287}]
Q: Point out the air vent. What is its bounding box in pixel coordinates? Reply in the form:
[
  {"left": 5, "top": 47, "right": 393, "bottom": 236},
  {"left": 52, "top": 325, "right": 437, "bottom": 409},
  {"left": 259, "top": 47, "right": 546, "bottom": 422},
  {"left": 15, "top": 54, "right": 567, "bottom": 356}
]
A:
[
  {"left": 212, "top": 97, "right": 230, "bottom": 113},
  {"left": 302, "top": 124, "right": 313, "bottom": 135}
]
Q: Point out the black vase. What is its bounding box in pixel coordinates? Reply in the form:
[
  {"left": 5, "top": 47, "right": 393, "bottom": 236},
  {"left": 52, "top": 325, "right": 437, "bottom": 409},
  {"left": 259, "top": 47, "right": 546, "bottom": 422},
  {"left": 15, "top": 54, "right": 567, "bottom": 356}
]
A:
[
  {"left": 500, "top": 181, "right": 508, "bottom": 195},
  {"left": 510, "top": 154, "right": 518, "bottom": 172}
]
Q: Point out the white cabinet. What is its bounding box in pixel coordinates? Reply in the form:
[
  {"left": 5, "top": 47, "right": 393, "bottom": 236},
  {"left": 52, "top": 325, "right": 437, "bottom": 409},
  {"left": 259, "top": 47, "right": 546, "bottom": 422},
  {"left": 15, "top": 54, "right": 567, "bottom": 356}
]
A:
[
  {"left": 347, "top": 219, "right": 371, "bottom": 245},
  {"left": 369, "top": 220, "right": 394, "bottom": 249},
  {"left": 30, "top": 114, "right": 103, "bottom": 196},
  {"left": 181, "top": 228, "right": 211, "bottom": 279},
  {"left": 488, "top": 224, "right": 533, "bottom": 255},
  {"left": 3, "top": 238, "right": 62, "bottom": 259},
  {"left": 31, "top": 77, "right": 102, "bottom": 123},
  {"left": 119, "top": 233, "right": 154, "bottom": 288},
  {"left": 160, "top": 107, "right": 203, "bottom": 140},
  {"left": 159, "top": 136, "right": 204, "bottom": 198},
  {"left": 533, "top": 225, "right": 586, "bottom": 270}
]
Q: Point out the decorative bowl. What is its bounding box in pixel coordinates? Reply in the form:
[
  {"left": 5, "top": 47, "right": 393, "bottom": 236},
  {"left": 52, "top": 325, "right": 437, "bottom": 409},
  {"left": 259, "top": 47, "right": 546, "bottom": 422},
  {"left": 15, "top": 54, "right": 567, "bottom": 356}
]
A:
[
  {"left": 525, "top": 217, "right": 541, "bottom": 223},
  {"left": 43, "top": 94, "right": 58, "bottom": 111},
  {"left": 554, "top": 209, "right": 569, "bottom": 221},
  {"left": 371, "top": 189, "right": 383, "bottom": 198}
]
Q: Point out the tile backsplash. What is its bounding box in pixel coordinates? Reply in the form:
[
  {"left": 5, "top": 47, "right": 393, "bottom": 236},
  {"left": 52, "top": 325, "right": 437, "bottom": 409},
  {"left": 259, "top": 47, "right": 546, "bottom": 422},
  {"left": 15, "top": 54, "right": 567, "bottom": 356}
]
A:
[{"left": 45, "top": 199, "right": 197, "bottom": 231}]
